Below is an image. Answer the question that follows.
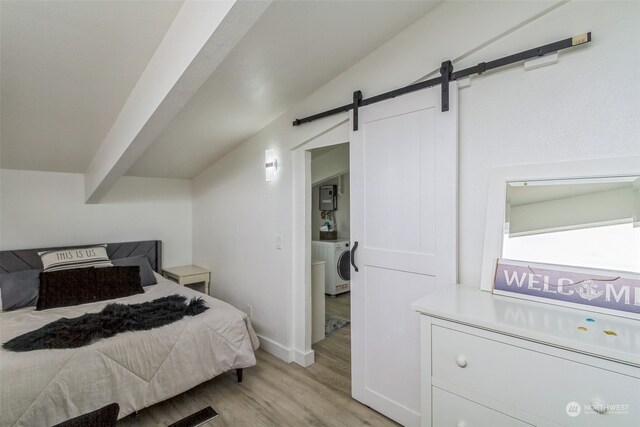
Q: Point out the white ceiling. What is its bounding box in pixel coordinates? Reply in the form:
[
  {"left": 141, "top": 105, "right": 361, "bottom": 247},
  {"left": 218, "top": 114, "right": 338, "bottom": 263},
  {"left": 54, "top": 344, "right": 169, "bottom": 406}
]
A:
[
  {"left": 311, "top": 144, "right": 348, "bottom": 161},
  {"left": 126, "top": 0, "right": 440, "bottom": 179},
  {"left": 0, "top": 0, "right": 184, "bottom": 172},
  {"left": 1, "top": 0, "right": 440, "bottom": 179},
  {"left": 509, "top": 182, "right": 632, "bottom": 206}
]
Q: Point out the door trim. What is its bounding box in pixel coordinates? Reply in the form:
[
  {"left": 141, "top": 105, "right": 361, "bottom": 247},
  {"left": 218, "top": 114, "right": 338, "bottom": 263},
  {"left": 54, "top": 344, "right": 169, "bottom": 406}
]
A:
[{"left": 291, "top": 119, "right": 350, "bottom": 366}]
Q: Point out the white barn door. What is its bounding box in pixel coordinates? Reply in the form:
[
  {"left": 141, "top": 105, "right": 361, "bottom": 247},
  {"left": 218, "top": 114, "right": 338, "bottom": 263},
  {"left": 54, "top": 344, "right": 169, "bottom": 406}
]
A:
[{"left": 350, "top": 84, "right": 458, "bottom": 426}]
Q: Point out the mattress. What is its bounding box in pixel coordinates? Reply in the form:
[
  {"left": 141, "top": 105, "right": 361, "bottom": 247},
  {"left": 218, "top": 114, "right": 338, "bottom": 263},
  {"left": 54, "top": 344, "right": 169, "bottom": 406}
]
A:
[{"left": 0, "top": 273, "right": 259, "bottom": 426}]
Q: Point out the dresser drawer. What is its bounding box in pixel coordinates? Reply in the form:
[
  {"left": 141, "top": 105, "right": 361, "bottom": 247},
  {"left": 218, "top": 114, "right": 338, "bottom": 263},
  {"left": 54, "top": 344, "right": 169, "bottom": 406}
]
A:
[
  {"left": 431, "top": 325, "right": 640, "bottom": 426},
  {"left": 433, "top": 387, "right": 532, "bottom": 427}
]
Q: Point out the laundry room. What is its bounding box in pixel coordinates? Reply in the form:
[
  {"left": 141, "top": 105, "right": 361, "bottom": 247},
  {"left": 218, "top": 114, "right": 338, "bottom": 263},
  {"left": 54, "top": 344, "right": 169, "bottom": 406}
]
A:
[{"left": 309, "top": 143, "right": 351, "bottom": 352}]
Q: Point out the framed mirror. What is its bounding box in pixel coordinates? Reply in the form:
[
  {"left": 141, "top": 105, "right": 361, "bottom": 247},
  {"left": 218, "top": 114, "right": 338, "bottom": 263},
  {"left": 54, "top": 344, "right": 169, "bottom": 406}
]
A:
[
  {"left": 503, "top": 176, "right": 639, "bottom": 273},
  {"left": 481, "top": 157, "right": 640, "bottom": 317}
]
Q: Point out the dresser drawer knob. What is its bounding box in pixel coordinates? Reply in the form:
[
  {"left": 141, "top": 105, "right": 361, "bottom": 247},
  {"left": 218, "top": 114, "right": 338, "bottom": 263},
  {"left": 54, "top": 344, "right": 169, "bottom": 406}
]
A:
[
  {"left": 456, "top": 355, "right": 468, "bottom": 368},
  {"left": 456, "top": 421, "right": 467, "bottom": 427},
  {"left": 590, "top": 400, "right": 607, "bottom": 415}
]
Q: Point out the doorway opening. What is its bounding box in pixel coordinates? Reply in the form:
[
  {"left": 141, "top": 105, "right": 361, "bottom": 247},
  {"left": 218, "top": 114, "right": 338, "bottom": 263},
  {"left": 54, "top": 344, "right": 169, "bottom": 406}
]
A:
[
  {"left": 289, "top": 118, "right": 349, "bottom": 368},
  {"left": 309, "top": 144, "right": 351, "bottom": 365}
]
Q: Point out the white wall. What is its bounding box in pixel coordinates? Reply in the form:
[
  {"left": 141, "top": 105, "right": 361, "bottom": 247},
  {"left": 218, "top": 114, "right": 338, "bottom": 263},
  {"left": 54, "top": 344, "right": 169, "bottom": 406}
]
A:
[
  {"left": 311, "top": 174, "right": 350, "bottom": 241},
  {"left": 193, "top": 123, "right": 293, "bottom": 345},
  {"left": 0, "top": 169, "right": 192, "bottom": 268},
  {"left": 310, "top": 143, "right": 350, "bottom": 241},
  {"left": 192, "top": 1, "right": 640, "bottom": 357}
]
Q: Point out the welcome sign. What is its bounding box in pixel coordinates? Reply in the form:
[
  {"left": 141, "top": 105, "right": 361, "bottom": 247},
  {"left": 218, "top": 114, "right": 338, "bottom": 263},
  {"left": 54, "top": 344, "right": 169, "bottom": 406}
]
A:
[{"left": 493, "top": 259, "right": 640, "bottom": 320}]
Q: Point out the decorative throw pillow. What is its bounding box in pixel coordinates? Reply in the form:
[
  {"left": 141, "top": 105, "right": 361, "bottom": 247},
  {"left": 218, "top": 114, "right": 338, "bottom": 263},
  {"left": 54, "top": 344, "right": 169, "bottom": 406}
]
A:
[
  {"left": 38, "top": 245, "right": 113, "bottom": 272},
  {"left": 0, "top": 269, "right": 41, "bottom": 311},
  {"left": 37, "top": 266, "right": 143, "bottom": 311},
  {"left": 111, "top": 256, "right": 157, "bottom": 286}
]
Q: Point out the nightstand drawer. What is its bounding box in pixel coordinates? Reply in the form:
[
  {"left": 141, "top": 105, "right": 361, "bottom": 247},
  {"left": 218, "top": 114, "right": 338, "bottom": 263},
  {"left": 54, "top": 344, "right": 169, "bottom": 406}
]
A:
[
  {"left": 432, "top": 387, "right": 531, "bottom": 427},
  {"left": 431, "top": 325, "right": 640, "bottom": 426}
]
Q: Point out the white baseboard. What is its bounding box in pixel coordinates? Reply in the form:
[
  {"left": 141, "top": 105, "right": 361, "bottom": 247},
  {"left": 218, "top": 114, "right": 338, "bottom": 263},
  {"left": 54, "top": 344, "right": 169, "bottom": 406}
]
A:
[
  {"left": 256, "top": 334, "right": 315, "bottom": 367},
  {"left": 256, "top": 334, "right": 292, "bottom": 363},
  {"left": 292, "top": 348, "right": 315, "bottom": 367}
]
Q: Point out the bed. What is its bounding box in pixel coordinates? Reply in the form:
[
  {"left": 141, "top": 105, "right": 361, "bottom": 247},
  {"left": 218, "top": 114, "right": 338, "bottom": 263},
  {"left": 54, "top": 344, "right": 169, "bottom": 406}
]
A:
[{"left": 0, "top": 241, "right": 259, "bottom": 426}]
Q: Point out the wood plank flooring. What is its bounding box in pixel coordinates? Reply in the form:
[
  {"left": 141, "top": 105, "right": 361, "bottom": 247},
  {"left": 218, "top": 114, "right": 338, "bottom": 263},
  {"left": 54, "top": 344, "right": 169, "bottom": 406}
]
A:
[{"left": 119, "top": 292, "right": 398, "bottom": 426}]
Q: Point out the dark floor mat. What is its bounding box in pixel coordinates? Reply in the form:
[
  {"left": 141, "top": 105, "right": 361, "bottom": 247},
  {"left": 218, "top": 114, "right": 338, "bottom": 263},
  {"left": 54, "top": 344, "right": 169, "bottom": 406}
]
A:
[{"left": 325, "top": 317, "right": 350, "bottom": 335}]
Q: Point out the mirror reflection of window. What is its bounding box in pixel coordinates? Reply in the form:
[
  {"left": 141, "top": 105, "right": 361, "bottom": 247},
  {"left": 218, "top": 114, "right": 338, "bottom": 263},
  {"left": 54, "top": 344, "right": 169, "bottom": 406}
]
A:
[{"left": 502, "top": 176, "right": 640, "bottom": 274}]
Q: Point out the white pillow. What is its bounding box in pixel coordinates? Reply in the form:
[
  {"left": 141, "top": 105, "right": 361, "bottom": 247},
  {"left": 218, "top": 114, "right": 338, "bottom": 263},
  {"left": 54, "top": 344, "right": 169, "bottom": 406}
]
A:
[{"left": 38, "top": 244, "right": 113, "bottom": 272}]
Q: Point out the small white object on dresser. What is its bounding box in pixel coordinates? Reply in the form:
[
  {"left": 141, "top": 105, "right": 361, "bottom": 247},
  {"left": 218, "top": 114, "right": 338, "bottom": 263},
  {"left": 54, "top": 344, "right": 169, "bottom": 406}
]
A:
[
  {"left": 163, "top": 265, "right": 211, "bottom": 295},
  {"left": 412, "top": 285, "right": 640, "bottom": 427}
]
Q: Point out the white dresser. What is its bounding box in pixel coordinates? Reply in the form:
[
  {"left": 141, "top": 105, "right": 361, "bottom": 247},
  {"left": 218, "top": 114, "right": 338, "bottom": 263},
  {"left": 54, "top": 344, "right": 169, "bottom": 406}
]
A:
[{"left": 412, "top": 285, "right": 640, "bottom": 427}]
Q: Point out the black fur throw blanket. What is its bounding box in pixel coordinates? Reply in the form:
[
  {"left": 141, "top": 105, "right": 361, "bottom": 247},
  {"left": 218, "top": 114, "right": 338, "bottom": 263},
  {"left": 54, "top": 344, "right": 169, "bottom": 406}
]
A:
[{"left": 3, "top": 295, "right": 208, "bottom": 352}]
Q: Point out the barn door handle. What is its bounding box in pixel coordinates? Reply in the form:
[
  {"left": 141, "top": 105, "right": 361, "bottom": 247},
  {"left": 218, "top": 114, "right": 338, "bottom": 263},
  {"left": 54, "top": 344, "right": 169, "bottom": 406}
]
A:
[{"left": 351, "top": 241, "right": 359, "bottom": 272}]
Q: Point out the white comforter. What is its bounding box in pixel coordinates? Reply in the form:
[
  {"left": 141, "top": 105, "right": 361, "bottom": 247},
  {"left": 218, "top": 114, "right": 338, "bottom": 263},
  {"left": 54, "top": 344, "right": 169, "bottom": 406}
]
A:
[{"left": 0, "top": 274, "right": 259, "bottom": 426}]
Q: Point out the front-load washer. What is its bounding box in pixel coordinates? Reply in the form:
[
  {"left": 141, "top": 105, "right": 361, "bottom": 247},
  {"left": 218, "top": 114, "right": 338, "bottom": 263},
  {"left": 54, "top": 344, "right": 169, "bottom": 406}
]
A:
[{"left": 311, "top": 240, "right": 350, "bottom": 296}]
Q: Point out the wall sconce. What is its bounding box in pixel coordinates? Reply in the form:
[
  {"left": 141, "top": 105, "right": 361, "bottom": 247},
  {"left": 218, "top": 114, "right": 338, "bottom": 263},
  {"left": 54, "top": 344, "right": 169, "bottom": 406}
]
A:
[{"left": 265, "top": 149, "right": 278, "bottom": 182}]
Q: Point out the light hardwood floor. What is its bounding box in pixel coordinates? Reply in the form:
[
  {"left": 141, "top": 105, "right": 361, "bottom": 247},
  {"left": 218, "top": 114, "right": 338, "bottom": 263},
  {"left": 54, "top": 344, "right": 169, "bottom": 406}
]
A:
[{"left": 119, "top": 293, "right": 397, "bottom": 426}]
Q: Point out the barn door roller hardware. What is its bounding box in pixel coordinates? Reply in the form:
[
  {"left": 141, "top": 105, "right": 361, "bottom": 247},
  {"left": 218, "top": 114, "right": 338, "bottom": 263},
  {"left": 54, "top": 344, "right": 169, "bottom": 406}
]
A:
[{"left": 292, "top": 33, "right": 591, "bottom": 131}]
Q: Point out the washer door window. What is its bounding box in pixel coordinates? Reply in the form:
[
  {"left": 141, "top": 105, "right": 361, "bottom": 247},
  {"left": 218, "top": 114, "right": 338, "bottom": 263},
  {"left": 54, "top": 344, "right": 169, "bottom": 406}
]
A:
[{"left": 337, "top": 250, "right": 351, "bottom": 281}]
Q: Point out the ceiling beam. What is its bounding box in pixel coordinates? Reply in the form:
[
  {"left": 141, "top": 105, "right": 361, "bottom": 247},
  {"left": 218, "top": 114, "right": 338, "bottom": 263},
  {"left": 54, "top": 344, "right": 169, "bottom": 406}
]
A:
[{"left": 84, "top": 0, "right": 271, "bottom": 203}]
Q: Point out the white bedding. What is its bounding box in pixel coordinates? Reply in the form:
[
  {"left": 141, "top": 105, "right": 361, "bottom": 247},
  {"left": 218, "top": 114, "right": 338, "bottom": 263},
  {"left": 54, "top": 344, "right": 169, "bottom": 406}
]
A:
[{"left": 0, "top": 273, "right": 259, "bottom": 426}]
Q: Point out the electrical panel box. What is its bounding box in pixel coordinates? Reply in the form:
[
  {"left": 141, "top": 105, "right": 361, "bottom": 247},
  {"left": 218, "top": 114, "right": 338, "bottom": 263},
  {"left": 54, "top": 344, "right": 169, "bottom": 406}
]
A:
[{"left": 319, "top": 185, "right": 337, "bottom": 211}]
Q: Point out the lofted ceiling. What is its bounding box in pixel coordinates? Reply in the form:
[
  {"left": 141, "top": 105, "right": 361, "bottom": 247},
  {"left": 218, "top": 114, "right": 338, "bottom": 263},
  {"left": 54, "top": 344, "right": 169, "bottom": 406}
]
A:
[
  {"left": 0, "top": 0, "right": 184, "bottom": 173},
  {"left": 127, "top": 0, "right": 440, "bottom": 179},
  {"left": 1, "top": 0, "right": 440, "bottom": 179}
]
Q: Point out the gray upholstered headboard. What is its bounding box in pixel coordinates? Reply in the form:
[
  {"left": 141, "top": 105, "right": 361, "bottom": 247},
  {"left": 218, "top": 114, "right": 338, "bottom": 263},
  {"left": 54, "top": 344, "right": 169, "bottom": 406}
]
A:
[{"left": 0, "top": 240, "right": 162, "bottom": 274}]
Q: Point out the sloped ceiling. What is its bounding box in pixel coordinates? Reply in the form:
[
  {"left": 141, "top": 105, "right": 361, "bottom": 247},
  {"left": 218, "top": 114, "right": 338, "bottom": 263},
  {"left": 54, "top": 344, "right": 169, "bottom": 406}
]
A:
[
  {"left": 0, "top": 0, "right": 184, "bottom": 173},
  {"left": 127, "top": 0, "right": 440, "bottom": 179},
  {"left": 1, "top": 0, "right": 440, "bottom": 179}
]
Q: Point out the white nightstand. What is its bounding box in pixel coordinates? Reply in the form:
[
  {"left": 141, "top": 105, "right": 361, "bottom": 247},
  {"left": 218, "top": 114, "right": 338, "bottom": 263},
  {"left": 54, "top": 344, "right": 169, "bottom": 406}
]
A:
[{"left": 163, "top": 265, "right": 211, "bottom": 295}]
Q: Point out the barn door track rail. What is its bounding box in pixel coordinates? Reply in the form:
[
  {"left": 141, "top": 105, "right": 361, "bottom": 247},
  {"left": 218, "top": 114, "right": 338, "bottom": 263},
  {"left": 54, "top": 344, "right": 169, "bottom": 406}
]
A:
[{"left": 292, "top": 33, "right": 591, "bottom": 131}]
